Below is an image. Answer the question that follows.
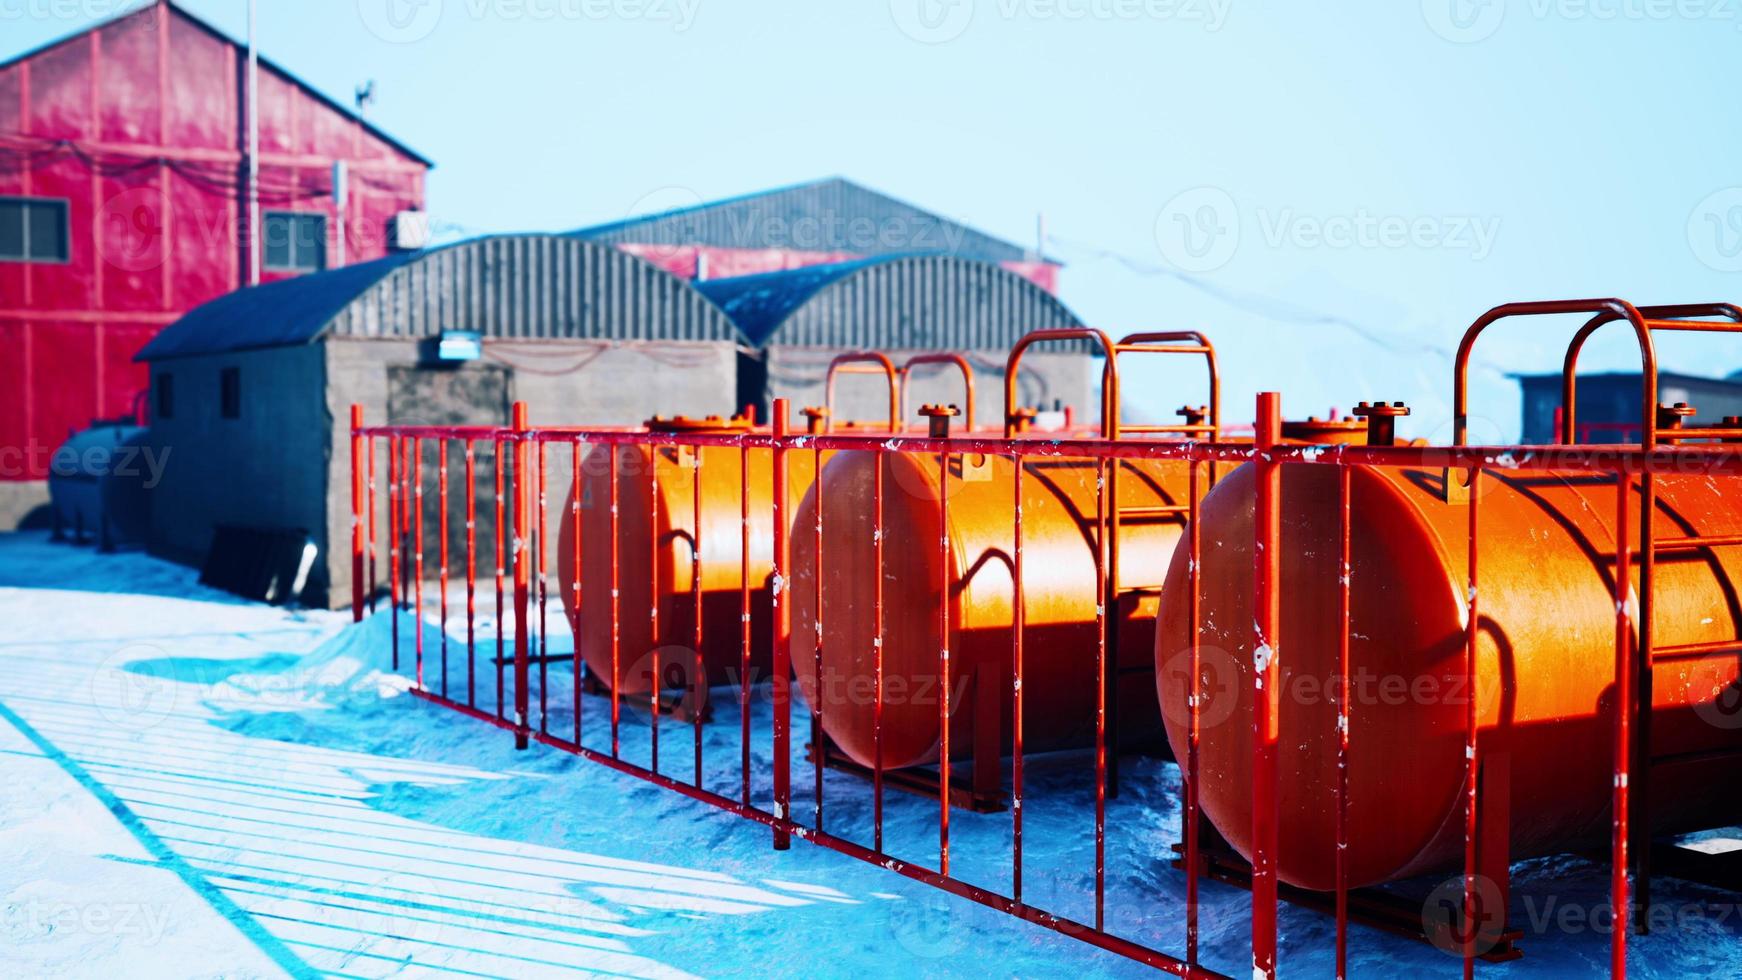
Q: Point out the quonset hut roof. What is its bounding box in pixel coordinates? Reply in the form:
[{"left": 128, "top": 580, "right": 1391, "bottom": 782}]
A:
[
  {"left": 572, "top": 177, "right": 1053, "bottom": 265},
  {"left": 137, "top": 234, "right": 746, "bottom": 361},
  {"left": 695, "top": 254, "right": 1087, "bottom": 350}
]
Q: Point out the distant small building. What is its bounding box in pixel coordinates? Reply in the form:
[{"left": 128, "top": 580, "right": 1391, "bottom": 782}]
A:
[
  {"left": 136, "top": 234, "right": 744, "bottom": 607},
  {"left": 572, "top": 177, "right": 1060, "bottom": 292},
  {"left": 1516, "top": 371, "right": 1742, "bottom": 443}
]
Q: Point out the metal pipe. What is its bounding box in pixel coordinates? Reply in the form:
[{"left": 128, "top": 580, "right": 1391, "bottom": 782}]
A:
[
  {"left": 466, "top": 441, "right": 477, "bottom": 708},
  {"left": 1250, "top": 392, "right": 1282, "bottom": 980},
  {"left": 771, "top": 399, "right": 793, "bottom": 850},
  {"left": 512, "top": 403, "right": 530, "bottom": 750},
  {"left": 1460, "top": 467, "right": 1482, "bottom": 980},
  {"left": 439, "top": 439, "right": 449, "bottom": 696},
  {"left": 1610, "top": 469, "right": 1636, "bottom": 973},
  {"left": 901, "top": 353, "right": 976, "bottom": 431},
  {"left": 1454, "top": 299, "right": 1655, "bottom": 449},
  {"left": 824, "top": 352, "right": 902, "bottom": 432},
  {"left": 350, "top": 405, "right": 365, "bottom": 622}
]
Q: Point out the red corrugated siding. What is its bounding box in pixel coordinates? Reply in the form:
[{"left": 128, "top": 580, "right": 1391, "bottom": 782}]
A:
[{"left": 0, "top": 2, "right": 428, "bottom": 480}]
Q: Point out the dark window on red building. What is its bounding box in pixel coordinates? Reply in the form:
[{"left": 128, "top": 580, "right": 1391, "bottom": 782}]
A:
[
  {"left": 264, "top": 212, "right": 327, "bottom": 272},
  {"left": 220, "top": 367, "right": 241, "bottom": 420},
  {"left": 156, "top": 373, "right": 174, "bottom": 420},
  {"left": 0, "top": 197, "right": 70, "bottom": 263}
]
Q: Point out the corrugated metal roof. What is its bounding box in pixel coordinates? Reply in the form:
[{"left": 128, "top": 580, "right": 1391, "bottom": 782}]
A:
[
  {"left": 0, "top": 1, "right": 434, "bottom": 168},
  {"left": 137, "top": 234, "right": 745, "bottom": 360},
  {"left": 573, "top": 177, "right": 1053, "bottom": 265},
  {"left": 696, "top": 254, "right": 1087, "bottom": 350}
]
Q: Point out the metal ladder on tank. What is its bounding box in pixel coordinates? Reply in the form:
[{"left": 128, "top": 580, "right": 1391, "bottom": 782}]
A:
[
  {"left": 1561, "top": 302, "right": 1742, "bottom": 932},
  {"left": 1100, "top": 331, "right": 1223, "bottom": 795}
]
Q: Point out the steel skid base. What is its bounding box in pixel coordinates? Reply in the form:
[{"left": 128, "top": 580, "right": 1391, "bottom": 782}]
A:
[
  {"left": 1172, "top": 826, "right": 1525, "bottom": 964},
  {"left": 577, "top": 672, "right": 712, "bottom": 723},
  {"left": 806, "top": 735, "right": 1009, "bottom": 813}
]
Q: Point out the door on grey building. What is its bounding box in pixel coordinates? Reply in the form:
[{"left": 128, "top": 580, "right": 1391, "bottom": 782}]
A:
[{"left": 389, "top": 365, "right": 513, "bottom": 621}]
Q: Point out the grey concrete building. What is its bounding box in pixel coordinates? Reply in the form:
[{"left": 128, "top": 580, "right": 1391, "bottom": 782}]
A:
[{"left": 136, "top": 234, "right": 746, "bottom": 607}]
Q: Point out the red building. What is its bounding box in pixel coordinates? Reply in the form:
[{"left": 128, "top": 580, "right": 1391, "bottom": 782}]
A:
[{"left": 0, "top": 0, "right": 430, "bottom": 526}]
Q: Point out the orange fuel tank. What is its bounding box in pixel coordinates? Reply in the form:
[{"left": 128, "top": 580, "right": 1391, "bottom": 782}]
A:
[
  {"left": 557, "top": 414, "right": 817, "bottom": 699},
  {"left": 790, "top": 439, "right": 1193, "bottom": 770},
  {"left": 789, "top": 329, "right": 1227, "bottom": 771},
  {"left": 1154, "top": 422, "right": 1742, "bottom": 892},
  {"left": 555, "top": 352, "right": 918, "bottom": 702}
]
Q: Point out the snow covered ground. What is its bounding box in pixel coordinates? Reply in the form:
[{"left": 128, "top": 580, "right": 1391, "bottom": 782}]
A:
[{"left": 1, "top": 530, "right": 1739, "bottom": 978}]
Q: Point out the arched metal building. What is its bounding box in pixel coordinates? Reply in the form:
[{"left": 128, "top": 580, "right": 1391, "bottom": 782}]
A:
[
  {"left": 137, "top": 233, "right": 746, "bottom": 606},
  {"left": 698, "top": 254, "right": 1092, "bottom": 426}
]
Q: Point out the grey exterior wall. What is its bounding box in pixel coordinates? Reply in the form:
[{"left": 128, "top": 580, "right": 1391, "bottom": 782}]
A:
[
  {"left": 762, "top": 346, "right": 1091, "bottom": 429},
  {"left": 145, "top": 344, "right": 329, "bottom": 576},
  {"left": 326, "top": 336, "right": 738, "bottom": 610}
]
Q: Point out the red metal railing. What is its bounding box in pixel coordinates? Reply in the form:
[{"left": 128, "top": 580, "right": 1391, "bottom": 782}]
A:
[{"left": 348, "top": 303, "right": 1742, "bottom": 977}]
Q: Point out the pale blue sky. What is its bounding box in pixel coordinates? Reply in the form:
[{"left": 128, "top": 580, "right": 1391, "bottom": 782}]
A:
[{"left": 13, "top": 0, "right": 1742, "bottom": 438}]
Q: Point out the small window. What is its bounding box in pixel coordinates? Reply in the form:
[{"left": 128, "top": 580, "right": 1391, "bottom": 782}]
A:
[
  {"left": 0, "top": 196, "right": 70, "bottom": 263},
  {"left": 220, "top": 367, "right": 241, "bottom": 420},
  {"left": 156, "top": 373, "right": 174, "bottom": 421},
  {"left": 263, "top": 212, "right": 327, "bottom": 272}
]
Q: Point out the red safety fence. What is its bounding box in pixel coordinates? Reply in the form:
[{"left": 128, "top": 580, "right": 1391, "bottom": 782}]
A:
[{"left": 349, "top": 299, "right": 1742, "bottom": 978}]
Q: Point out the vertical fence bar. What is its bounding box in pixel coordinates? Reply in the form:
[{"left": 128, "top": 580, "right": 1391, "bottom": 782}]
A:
[
  {"left": 1093, "top": 453, "right": 1109, "bottom": 930},
  {"left": 466, "top": 441, "right": 477, "bottom": 708},
  {"left": 439, "top": 439, "right": 450, "bottom": 697},
  {"left": 741, "top": 441, "right": 752, "bottom": 806},
  {"left": 1633, "top": 467, "right": 1655, "bottom": 935},
  {"left": 1185, "top": 457, "right": 1202, "bottom": 966},
  {"left": 495, "top": 436, "right": 506, "bottom": 723},
  {"left": 650, "top": 443, "right": 661, "bottom": 775},
  {"left": 538, "top": 438, "right": 549, "bottom": 737},
  {"left": 692, "top": 446, "right": 705, "bottom": 789},
  {"left": 413, "top": 436, "right": 425, "bottom": 690},
  {"left": 388, "top": 434, "right": 400, "bottom": 670},
  {"left": 873, "top": 448, "right": 887, "bottom": 854},
  {"left": 813, "top": 441, "right": 825, "bottom": 830},
  {"left": 572, "top": 439, "right": 585, "bottom": 747},
  {"left": 1335, "top": 462, "right": 1352, "bottom": 980},
  {"left": 1462, "top": 465, "right": 1483, "bottom": 980},
  {"left": 350, "top": 406, "right": 365, "bottom": 622},
  {"left": 937, "top": 442, "right": 953, "bottom": 876},
  {"left": 368, "top": 426, "right": 378, "bottom": 611},
  {"left": 512, "top": 403, "right": 531, "bottom": 750},
  {"left": 772, "top": 399, "right": 793, "bottom": 849},
  {"left": 610, "top": 442, "right": 622, "bottom": 758},
  {"left": 1613, "top": 470, "right": 1634, "bottom": 978},
  {"left": 1250, "top": 391, "right": 1282, "bottom": 980},
  {"left": 1011, "top": 452, "right": 1025, "bottom": 900}
]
